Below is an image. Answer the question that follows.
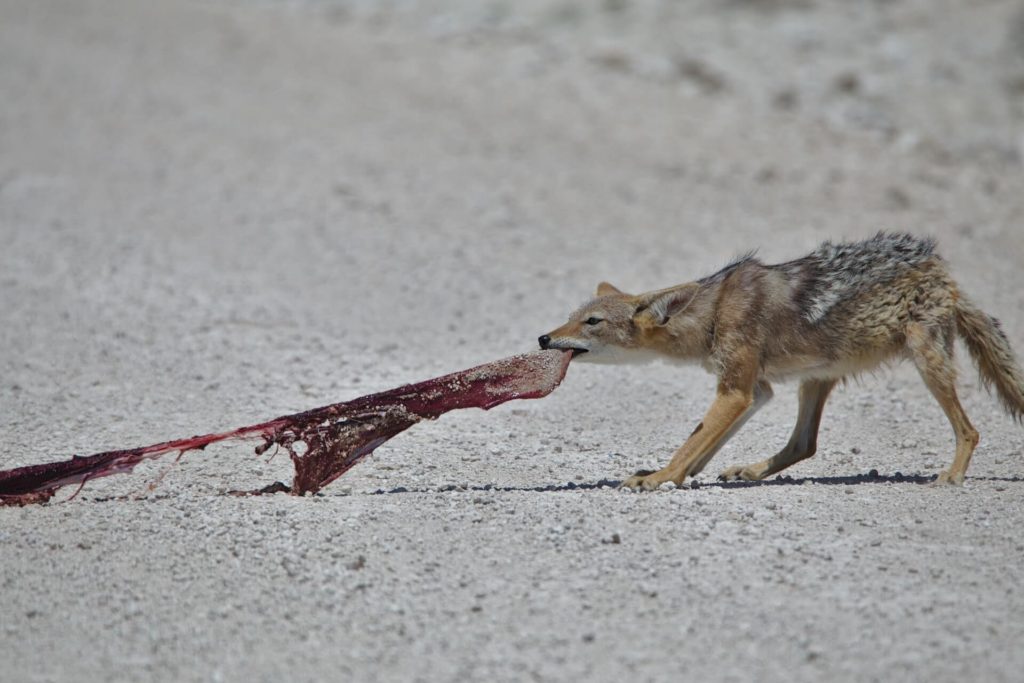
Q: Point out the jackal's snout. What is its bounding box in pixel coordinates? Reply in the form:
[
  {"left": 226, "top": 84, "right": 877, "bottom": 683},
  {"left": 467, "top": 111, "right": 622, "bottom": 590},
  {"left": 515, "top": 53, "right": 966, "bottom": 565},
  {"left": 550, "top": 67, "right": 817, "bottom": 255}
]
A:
[{"left": 538, "top": 335, "right": 551, "bottom": 350}]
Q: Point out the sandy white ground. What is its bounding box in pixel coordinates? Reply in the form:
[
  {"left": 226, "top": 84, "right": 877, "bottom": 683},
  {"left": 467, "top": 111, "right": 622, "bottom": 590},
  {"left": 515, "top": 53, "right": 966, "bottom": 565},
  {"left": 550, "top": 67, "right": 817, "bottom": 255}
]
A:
[{"left": 2, "top": 1, "right": 1024, "bottom": 681}]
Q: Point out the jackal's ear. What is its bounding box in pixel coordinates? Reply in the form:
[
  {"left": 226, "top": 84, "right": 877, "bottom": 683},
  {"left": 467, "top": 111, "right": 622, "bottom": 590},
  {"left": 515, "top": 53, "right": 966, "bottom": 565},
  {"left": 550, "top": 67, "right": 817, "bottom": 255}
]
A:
[
  {"left": 634, "top": 284, "right": 699, "bottom": 327},
  {"left": 596, "top": 282, "right": 624, "bottom": 297}
]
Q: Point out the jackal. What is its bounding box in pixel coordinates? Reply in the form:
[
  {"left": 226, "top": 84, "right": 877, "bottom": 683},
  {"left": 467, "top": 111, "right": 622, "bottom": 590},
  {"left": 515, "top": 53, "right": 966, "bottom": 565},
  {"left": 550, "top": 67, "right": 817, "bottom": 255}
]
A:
[{"left": 539, "top": 233, "right": 1024, "bottom": 490}]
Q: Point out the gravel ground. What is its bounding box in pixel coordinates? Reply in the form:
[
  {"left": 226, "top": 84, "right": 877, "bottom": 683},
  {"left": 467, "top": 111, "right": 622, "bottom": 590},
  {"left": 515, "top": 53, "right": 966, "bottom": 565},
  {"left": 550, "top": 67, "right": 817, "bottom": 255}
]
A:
[{"left": 2, "top": 1, "right": 1024, "bottom": 681}]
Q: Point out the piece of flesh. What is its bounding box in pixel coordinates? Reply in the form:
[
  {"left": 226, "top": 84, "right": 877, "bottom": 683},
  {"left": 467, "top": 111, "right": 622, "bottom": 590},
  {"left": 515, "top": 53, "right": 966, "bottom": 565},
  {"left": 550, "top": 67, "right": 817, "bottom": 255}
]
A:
[{"left": 0, "top": 350, "right": 572, "bottom": 506}]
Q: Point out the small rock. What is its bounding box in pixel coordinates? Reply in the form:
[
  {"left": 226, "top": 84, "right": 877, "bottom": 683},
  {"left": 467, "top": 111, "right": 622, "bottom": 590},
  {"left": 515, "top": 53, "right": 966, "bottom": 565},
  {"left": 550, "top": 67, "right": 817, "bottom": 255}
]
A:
[
  {"left": 885, "top": 187, "right": 912, "bottom": 210},
  {"left": 834, "top": 71, "right": 861, "bottom": 94},
  {"left": 772, "top": 88, "right": 799, "bottom": 111},
  {"left": 590, "top": 49, "right": 632, "bottom": 74},
  {"left": 756, "top": 166, "right": 779, "bottom": 184},
  {"left": 674, "top": 56, "right": 728, "bottom": 93},
  {"left": 659, "top": 481, "right": 677, "bottom": 491},
  {"left": 602, "top": 532, "right": 622, "bottom": 545}
]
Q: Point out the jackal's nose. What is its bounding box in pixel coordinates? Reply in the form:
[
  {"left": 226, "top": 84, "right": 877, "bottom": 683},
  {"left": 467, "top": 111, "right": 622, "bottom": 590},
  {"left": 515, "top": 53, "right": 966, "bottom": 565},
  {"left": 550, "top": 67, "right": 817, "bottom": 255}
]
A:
[{"left": 538, "top": 335, "right": 551, "bottom": 350}]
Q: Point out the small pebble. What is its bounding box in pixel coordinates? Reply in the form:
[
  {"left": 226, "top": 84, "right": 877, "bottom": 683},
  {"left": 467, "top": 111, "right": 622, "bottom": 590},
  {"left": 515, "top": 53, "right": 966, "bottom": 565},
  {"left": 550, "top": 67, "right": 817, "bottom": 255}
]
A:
[{"left": 602, "top": 532, "right": 621, "bottom": 545}]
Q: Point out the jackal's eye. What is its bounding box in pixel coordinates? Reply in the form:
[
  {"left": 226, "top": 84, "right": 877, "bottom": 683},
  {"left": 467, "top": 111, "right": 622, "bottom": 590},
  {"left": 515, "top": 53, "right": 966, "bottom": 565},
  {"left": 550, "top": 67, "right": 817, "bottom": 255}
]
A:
[{"left": 584, "top": 317, "right": 603, "bottom": 326}]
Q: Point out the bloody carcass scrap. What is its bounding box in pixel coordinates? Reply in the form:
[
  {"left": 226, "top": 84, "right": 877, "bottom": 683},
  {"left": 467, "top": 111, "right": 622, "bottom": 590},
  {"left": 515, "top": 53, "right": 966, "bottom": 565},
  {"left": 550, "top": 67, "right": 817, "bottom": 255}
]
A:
[{"left": 0, "top": 350, "right": 572, "bottom": 506}]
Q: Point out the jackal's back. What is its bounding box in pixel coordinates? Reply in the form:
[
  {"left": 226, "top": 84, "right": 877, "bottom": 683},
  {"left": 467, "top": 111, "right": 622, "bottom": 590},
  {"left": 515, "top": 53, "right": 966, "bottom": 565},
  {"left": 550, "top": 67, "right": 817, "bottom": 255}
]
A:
[{"left": 779, "top": 232, "right": 941, "bottom": 325}]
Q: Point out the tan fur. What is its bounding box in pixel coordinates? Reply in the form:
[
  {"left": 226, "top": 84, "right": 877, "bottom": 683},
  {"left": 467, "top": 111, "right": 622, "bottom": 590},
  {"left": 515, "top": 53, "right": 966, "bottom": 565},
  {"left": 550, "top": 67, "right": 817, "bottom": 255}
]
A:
[{"left": 538, "top": 234, "right": 1024, "bottom": 489}]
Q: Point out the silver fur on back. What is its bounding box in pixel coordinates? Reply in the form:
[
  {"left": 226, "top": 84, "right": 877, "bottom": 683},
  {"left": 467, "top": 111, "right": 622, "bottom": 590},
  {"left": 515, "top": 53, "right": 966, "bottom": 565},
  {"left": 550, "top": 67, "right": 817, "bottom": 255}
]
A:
[{"left": 789, "top": 232, "right": 937, "bottom": 323}]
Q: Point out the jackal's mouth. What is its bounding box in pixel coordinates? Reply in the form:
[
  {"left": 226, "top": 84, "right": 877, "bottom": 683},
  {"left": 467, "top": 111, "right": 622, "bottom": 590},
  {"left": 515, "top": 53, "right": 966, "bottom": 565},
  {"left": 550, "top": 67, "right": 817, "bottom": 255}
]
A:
[{"left": 541, "top": 338, "right": 588, "bottom": 357}]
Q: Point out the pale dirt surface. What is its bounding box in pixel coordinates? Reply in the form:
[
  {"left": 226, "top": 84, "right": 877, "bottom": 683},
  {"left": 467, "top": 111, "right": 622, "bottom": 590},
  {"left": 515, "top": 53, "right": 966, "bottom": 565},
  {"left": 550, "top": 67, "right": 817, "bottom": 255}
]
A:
[{"left": 2, "top": 0, "right": 1024, "bottom": 681}]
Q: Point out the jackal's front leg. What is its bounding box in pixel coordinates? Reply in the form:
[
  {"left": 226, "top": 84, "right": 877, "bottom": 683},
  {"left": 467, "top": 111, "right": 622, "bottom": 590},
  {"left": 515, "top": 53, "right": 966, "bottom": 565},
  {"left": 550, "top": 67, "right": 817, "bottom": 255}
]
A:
[{"left": 621, "top": 382, "right": 768, "bottom": 491}]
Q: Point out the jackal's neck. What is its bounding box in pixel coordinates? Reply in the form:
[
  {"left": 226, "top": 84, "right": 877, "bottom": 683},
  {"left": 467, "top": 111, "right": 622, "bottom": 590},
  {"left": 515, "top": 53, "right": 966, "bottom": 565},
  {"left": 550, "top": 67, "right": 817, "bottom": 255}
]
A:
[{"left": 640, "top": 281, "right": 720, "bottom": 361}]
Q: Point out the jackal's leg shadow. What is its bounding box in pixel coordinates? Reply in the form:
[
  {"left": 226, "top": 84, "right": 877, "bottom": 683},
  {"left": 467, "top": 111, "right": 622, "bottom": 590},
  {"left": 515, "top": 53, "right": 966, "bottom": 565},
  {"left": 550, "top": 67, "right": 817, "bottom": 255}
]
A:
[{"left": 718, "top": 378, "right": 836, "bottom": 482}]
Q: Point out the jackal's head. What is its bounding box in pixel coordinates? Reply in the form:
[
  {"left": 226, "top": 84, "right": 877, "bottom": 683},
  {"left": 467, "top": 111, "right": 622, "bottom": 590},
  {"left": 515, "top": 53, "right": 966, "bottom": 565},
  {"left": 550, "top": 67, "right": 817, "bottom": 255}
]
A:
[{"left": 538, "top": 281, "right": 700, "bottom": 363}]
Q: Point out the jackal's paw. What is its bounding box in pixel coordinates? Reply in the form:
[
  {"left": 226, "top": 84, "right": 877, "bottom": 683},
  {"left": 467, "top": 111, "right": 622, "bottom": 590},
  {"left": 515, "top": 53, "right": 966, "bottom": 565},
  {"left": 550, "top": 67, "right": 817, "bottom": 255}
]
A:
[
  {"left": 932, "top": 470, "right": 965, "bottom": 486},
  {"left": 717, "top": 465, "right": 765, "bottom": 482},
  {"left": 620, "top": 469, "right": 672, "bottom": 491}
]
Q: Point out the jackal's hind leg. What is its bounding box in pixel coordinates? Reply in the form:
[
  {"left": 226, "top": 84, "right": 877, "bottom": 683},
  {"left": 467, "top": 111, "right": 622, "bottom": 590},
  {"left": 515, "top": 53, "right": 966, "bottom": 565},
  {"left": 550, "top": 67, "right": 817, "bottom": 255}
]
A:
[
  {"left": 906, "top": 322, "right": 979, "bottom": 485},
  {"left": 719, "top": 378, "right": 836, "bottom": 482}
]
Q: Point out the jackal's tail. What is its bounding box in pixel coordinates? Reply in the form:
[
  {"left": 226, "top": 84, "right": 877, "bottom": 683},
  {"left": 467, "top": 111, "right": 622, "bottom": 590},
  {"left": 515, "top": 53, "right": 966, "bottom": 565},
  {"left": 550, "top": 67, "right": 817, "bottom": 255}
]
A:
[{"left": 956, "top": 298, "right": 1024, "bottom": 422}]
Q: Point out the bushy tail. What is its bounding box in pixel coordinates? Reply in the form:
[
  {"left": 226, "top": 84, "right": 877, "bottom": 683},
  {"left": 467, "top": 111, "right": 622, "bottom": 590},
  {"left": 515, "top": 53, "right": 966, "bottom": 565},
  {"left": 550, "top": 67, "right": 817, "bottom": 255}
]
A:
[{"left": 956, "top": 298, "right": 1024, "bottom": 422}]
